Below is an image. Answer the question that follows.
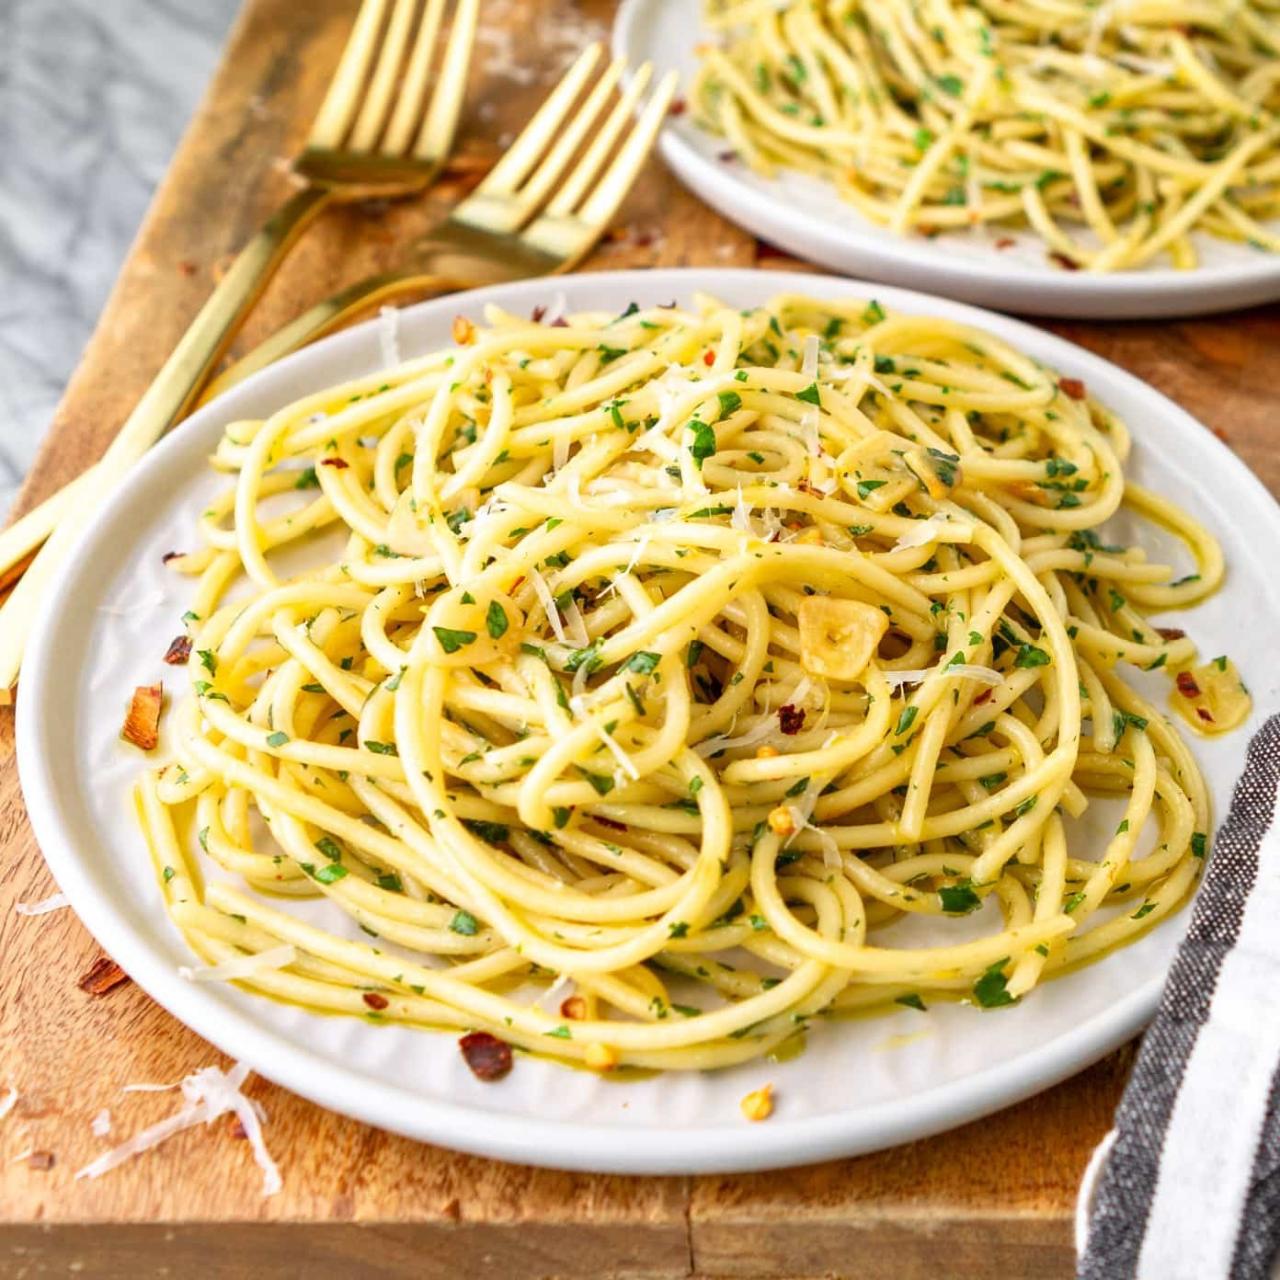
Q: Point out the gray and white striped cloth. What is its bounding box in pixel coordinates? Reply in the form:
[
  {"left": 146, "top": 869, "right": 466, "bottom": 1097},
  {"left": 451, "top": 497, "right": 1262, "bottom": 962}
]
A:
[{"left": 1079, "top": 713, "right": 1280, "bottom": 1280}]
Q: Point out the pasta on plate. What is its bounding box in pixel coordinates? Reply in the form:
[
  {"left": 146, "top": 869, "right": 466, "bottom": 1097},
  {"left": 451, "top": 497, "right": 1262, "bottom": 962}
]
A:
[
  {"left": 137, "top": 292, "right": 1248, "bottom": 1074},
  {"left": 690, "top": 0, "right": 1280, "bottom": 271}
]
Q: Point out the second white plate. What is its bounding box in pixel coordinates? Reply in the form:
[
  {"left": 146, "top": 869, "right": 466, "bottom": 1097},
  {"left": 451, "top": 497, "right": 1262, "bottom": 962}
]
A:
[
  {"left": 17, "top": 269, "right": 1280, "bottom": 1174},
  {"left": 614, "top": 0, "right": 1280, "bottom": 319}
]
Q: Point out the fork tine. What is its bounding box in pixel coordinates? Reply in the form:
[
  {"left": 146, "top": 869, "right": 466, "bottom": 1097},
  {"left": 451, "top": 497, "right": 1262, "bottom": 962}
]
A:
[
  {"left": 473, "top": 44, "right": 603, "bottom": 195},
  {"left": 510, "top": 58, "right": 628, "bottom": 215},
  {"left": 413, "top": 0, "right": 479, "bottom": 160},
  {"left": 348, "top": 0, "right": 419, "bottom": 152},
  {"left": 383, "top": 0, "right": 448, "bottom": 154},
  {"left": 544, "top": 62, "right": 652, "bottom": 218},
  {"left": 308, "top": 0, "right": 390, "bottom": 150},
  {"left": 569, "top": 69, "right": 678, "bottom": 228}
]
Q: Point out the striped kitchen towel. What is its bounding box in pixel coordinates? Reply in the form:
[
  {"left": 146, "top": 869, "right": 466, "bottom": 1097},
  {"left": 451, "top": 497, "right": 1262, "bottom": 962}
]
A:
[{"left": 1079, "top": 713, "right": 1280, "bottom": 1280}]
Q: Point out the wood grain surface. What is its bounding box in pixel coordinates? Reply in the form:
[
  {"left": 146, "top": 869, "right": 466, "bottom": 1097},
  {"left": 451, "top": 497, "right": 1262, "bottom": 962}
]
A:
[{"left": 1, "top": 2, "right": 1275, "bottom": 1277}]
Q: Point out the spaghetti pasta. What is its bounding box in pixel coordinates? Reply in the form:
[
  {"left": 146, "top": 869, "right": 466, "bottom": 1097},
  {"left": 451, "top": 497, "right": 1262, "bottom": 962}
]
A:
[
  {"left": 140, "top": 292, "right": 1244, "bottom": 1073},
  {"left": 690, "top": 0, "right": 1280, "bottom": 271}
]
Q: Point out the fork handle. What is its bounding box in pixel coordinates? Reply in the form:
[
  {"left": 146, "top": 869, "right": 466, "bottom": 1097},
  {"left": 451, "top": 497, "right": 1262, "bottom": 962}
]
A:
[
  {"left": 199, "top": 269, "right": 465, "bottom": 403},
  {"left": 0, "top": 184, "right": 334, "bottom": 692}
]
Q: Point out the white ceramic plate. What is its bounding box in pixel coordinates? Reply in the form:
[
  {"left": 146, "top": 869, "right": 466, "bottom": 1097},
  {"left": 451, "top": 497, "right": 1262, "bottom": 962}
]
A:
[
  {"left": 613, "top": 0, "right": 1280, "bottom": 320},
  {"left": 18, "top": 269, "right": 1280, "bottom": 1175}
]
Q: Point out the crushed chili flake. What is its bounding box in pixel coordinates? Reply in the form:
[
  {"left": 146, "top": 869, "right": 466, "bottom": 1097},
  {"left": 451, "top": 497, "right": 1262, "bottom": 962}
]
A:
[
  {"left": 163, "top": 635, "right": 192, "bottom": 666},
  {"left": 319, "top": 457, "right": 349, "bottom": 469},
  {"left": 995, "top": 237, "right": 1016, "bottom": 250},
  {"left": 121, "top": 684, "right": 163, "bottom": 751},
  {"left": 1176, "top": 672, "right": 1202, "bottom": 698},
  {"left": 1156, "top": 627, "right": 1186, "bottom": 641},
  {"left": 593, "top": 815, "right": 629, "bottom": 833},
  {"left": 531, "top": 305, "right": 546, "bottom": 323},
  {"left": 1212, "top": 426, "right": 1229, "bottom": 443},
  {"left": 459, "top": 1031, "right": 513, "bottom": 1081},
  {"left": 24, "top": 1151, "right": 55, "bottom": 1171},
  {"left": 703, "top": 350, "right": 716, "bottom": 366},
  {"left": 362, "top": 992, "right": 389, "bottom": 1011},
  {"left": 161, "top": 550, "right": 185, "bottom": 565},
  {"left": 551, "top": 317, "right": 569, "bottom": 328},
  {"left": 229, "top": 1117, "right": 248, "bottom": 1140},
  {"left": 1059, "top": 378, "right": 1087, "bottom": 400},
  {"left": 1049, "top": 251, "right": 1080, "bottom": 271},
  {"left": 78, "top": 956, "right": 129, "bottom": 996},
  {"left": 560, "top": 995, "right": 587, "bottom": 1021},
  {"left": 1197, "top": 707, "right": 1215, "bottom": 723},
  {"left": 176, "top": 260, "right": 197, "bottom": 278},
  {"left": 669, "top": 98, "right": 687, "bottom": 116},
  {"left": 778, "top": 704, "right": 805, "bottom": 735},
  {"left": 718, "top": 150, "right": 737, "bottom": 163},
  {"left": 974, "top": 688, "right": 994, "bottom": 705}
]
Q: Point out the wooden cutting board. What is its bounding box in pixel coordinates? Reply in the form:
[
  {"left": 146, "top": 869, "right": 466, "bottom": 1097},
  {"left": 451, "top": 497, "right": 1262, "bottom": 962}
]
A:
[{"left": 2, "top": 2, "right": 1276, "bottom": 1276}]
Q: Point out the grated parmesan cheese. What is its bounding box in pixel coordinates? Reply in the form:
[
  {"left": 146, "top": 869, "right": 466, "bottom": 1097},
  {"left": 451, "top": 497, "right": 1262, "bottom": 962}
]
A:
[
  {"left": 696, "top": 717, "right": 776, "bottom": 758},
  {"left": 78, "top": 1062, "right": 280, "bottom": 1197},
  {"left": 801, "top": 334, "right": 820, "bottom": 379},
  {"left": 15, "top": 893, "right": 69, "bottom": 917},
  {"left": 569, "top": 695, "right": 641, "bottom": 781},
  {"left": 178, "top": 943, "right": 297, "bottom": 984},
  {"left": 884, "top": 664, "right": 1002, "bottom": 689},
  {"left": 0, "top": 1088, "right": 17, "bottom": 1121},
  {"left": 889, "top": 513, "right": 971, "bottom": 552},
  {"left": 377, "top": 306, "right": 402, "bottom": 368},
  {"left": 526, "top": 567, "right": 567, "bottom": 644},
  {"left": 91, "top": 1109, "right": 111, "bottom": 1137}
]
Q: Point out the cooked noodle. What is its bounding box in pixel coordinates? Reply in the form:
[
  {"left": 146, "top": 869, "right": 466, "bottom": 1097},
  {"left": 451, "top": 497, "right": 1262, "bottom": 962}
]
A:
[
  {"left": 690, "top": 0, "right": 1280, "bottom": 270},
  {"left": 139, "top": 292, "right": 1243, "bottom": 1072}
]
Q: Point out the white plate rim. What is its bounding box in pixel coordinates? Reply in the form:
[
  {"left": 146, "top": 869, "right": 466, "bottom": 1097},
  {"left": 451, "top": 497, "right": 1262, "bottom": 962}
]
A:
[
  {"left": 612, "top": 0, "right": 1280, "bottom": 320},
  {"left": 16, "top": 267, "right": 1280, "bottom": 1174}
]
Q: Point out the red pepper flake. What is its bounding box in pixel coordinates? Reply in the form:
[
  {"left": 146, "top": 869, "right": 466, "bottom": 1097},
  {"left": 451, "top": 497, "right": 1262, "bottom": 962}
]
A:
[
  {"left": 531, "top": 305, "right": 546, "bottom": 323},
  {"left": 459, "top": 1031, "right": 513, "bottom": 1081},
  {"left": 718, "top": 150, "right": 737, "bottom": 163},
  {"left": 974, "top": 688, "right": 994, "bottom": 705},
  {"left": 121, "top": 684, "right": 163, "bottom": 751},
  {"left": 163, "top": 635, "right": 192, "bottom": 665},
  {"left": 23, "top": 1151, "right": 55, "bottom": 1171},
  {"left": 1156, "top": 627, "right": 1186, "bottom": 641},
  {"left": 669, "top": 98, "right": 687, "bottom": 116},
  {"left": 917, "top": 223, "right": 941, "bottom": 239},
  {"left": 703, "top": 350, "right": 716, "bottom": 366},
  {"left": 1176, "top": 672, "right": 1202, "bottom": 698},
  {"left": 1049, "top": 251, "right": 1080, "bottom": 271},
  {"left": 320, "top": 457, "right": 349, "bottom": 469},
  {"left": 1212, "top": 426, "right": 1230, "bottom": 443},
  {"left": 778, "top": 704, "right": 805, "bottom": 735},
  {"left": 593, "top": 815, "right": 629, "bottom": 833},
  {"left": 77, "top": 955, "right": 130, "bottom": 996},
  {"left": 176, "top": 260, "right": 198, "bottom": 278},
  {"left": 1059, "top": 378, "right": 1087, "bottom": 400},
  {"left": 161, "top": 550, "right": 184, "bottom": 565},
  {"left": 1197, "top": 707, "right": 1215, "bottom": 723},
  {"left": 362, "top": 992, "right": 389, "bottom": 1011},
  {"left": 560, "top": 995, "right": 587, "bottom": 1020},
  {"left": 995, "top": 237, "right": 1016, "bottom": 250},
  {"left": 551, "top": 317, "right": 569, "bottom": 328},
  {"left": 229, "top": 1117, "right": 248, "bottom": 1140}
]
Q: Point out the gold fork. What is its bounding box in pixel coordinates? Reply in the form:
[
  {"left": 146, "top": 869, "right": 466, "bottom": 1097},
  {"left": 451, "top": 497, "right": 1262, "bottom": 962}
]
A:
[
  {"left": 202, "top": 44, "right": 678, "bottom": 398},
  {"left": 0, "top": 0, "right": 478, "bottom": 694},
  {"left": 0, "top": 44, "right": 675, "bottom": 608}
]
